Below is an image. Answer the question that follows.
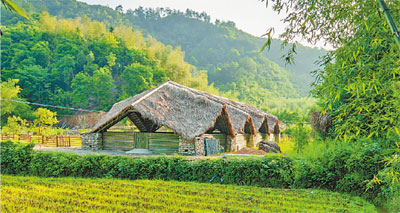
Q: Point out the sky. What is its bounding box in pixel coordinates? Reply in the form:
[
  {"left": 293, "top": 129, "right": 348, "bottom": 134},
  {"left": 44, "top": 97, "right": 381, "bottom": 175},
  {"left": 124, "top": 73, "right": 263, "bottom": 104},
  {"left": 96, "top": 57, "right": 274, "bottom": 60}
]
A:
[{"left": 80, "top": 0, "right": 328, "bottom": 49}]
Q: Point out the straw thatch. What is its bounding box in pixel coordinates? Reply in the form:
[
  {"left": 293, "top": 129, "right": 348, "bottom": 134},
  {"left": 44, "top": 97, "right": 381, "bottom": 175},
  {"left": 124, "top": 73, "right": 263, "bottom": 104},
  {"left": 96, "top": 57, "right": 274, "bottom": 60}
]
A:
[
  {"left": 57, "top": 111, "right": 106, "bottom": 129},
  {"left": 168, "top": 81, "right": 278, "bottom": 133},
  {"left": 90, "top": 81, "right": 279, "bottom": 140}
]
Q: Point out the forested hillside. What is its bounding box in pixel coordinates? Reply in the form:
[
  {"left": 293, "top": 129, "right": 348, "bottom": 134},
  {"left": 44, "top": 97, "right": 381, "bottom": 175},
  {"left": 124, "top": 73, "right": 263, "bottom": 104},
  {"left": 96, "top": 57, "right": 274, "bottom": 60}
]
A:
[
  {"left": 1, "top": 0, "right": 324, "bottom": 114},
  {"left": 1, "top": 13, "right": 222, "bottom": 119}
]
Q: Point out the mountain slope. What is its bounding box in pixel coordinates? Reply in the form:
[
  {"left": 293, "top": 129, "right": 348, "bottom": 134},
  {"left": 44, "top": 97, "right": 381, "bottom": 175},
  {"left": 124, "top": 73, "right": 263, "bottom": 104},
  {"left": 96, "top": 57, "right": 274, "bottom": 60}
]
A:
[{"left": 1, "top": 0, "right": 324, "bottom": 111}]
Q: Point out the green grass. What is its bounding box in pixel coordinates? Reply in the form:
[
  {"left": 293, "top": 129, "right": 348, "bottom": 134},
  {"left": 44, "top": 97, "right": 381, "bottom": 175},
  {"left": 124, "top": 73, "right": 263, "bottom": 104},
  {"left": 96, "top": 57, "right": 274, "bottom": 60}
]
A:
[{"left": 1, "top": 175, "right": 376, "bottom": 212}]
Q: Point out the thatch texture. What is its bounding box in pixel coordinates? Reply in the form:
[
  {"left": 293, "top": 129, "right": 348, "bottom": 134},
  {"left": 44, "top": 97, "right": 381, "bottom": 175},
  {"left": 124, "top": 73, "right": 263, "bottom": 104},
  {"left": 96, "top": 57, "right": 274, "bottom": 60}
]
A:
[
  {"left": 90, "top": 81, "right": 279, "bottom": 140},
  {"left": 57, "top": 111, "right": 106, "bottom": 129},
  {"left": 168, "top": 81, "right": 278, "bottom": 133}
]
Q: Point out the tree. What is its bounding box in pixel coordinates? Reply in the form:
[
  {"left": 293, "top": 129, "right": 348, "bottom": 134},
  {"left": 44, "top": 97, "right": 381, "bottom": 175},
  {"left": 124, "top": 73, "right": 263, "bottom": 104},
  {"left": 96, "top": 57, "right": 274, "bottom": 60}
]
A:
[
  {"left": 261, "top": 0, "right": 400, "bottom": 140},
  {"left": 115, "top": 5, "right": 123, "bottom": 14},
  {"left": 71, "top": 72, "right": 91, "bottom": 108},
  {"left": 33, "top": 108, "right": 58, "bottom": 134},
  {"left": 3, "top": 116, "right": 29, "bottom": 134},
  {"left": 1, "top": 79, "right": 22, "bottom": 116},
  {"left": 0, "top": 79, "right": 32, "bottom": 125},
  {"left": 121, "top": 63, "right": 154, "bottom": 98}
]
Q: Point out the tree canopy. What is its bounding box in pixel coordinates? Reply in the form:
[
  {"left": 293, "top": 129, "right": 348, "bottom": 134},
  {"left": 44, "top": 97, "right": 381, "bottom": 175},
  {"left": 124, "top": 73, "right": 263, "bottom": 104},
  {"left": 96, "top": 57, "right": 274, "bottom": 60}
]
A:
[
  {"left": 262, "top": 0, "right": 400, "bottom": 140},
  {"left": 2, "top": 0, "right": 325, "bottom": 114}
]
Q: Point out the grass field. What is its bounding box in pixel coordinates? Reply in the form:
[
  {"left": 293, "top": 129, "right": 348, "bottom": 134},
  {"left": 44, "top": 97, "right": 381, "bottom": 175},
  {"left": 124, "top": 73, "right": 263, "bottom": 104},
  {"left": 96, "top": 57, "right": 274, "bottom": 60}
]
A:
[{"left": 1, "top": 175, "right": 376, "bottom": 212}]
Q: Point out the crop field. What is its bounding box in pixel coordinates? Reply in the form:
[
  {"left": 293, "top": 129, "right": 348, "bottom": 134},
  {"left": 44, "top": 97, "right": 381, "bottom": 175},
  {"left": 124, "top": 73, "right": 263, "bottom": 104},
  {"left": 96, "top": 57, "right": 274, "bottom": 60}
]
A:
[{"left": 2, "top": 175, "right": 376, "bottom": 212}]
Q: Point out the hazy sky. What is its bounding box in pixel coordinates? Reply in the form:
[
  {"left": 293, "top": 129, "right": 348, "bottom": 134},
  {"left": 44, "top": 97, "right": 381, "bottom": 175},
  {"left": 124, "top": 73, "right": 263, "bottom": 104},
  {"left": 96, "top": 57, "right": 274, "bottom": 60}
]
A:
[
  {"left": 79, "top": 0, "right": 327, "bottom": 49},
  {"left": 80, "top": 0, "right": 285, "bottom": 36}
]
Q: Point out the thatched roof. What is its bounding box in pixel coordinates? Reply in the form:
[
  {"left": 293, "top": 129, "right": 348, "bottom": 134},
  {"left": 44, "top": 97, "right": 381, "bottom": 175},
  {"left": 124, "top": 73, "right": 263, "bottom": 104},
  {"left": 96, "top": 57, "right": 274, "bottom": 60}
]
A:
[
  {"left": 90, "top": 81, "right": 279, "bottom": 140},
  {"left": 57, "top": 111, "right": 106, "bottom": 129}
]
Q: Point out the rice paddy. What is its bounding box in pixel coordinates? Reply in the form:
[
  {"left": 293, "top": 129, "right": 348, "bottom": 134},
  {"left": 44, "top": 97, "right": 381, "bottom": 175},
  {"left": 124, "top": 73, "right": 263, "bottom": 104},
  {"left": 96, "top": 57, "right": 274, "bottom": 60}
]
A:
[{"left": 1, "top": 175, "right": 376, "bottom": 212}]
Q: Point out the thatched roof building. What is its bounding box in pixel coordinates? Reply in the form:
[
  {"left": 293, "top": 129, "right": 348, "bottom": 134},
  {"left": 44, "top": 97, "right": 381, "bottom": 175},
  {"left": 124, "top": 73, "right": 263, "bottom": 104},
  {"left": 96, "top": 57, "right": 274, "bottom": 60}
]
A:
[
  {"left": 57, "top": 111, "right": 106, "bottom": 129},
  {"left": 90, "top": 81, "right": 279, "bottom": 141}
]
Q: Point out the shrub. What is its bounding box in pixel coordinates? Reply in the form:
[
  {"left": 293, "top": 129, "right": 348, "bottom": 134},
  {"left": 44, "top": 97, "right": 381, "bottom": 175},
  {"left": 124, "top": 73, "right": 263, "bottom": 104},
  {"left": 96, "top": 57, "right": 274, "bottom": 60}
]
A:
[
  {"left": 1, "top": 142, "right": 294, "bottom": 188},
  {"left": 1, "top": 139, "right": 397, "bottom": 208},
  {"left": 0, "top": 140, "right": 34, "bottom": 175},
  {"left": 292, "top": 138, "right": 397, "bottom": 207}
]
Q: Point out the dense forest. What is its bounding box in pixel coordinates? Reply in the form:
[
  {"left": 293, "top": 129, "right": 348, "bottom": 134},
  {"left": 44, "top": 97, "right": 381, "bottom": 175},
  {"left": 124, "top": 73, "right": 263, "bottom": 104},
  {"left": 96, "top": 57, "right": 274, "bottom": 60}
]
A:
[
  {"left": 1, "top": 13, "right": 226, "bottom": 121},
  {"left": 1, "top": 0, "right": 325, "bottom": 117}
]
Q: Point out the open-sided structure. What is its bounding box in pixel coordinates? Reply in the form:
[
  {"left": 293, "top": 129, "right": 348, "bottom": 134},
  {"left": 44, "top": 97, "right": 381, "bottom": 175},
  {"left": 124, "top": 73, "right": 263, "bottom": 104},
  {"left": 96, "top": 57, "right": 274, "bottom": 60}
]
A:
[{"left": 82, "top": 81, "right": 280, "bottom": 155}]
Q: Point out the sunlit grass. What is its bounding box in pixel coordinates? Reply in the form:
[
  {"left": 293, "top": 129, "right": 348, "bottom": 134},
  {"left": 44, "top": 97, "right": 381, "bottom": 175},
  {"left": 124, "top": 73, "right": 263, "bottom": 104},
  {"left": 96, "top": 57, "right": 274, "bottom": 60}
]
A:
[
  {"left": 279, "top": 134, "right": 295, "bottom": 155},
  {"left": 1, "top": 175, "right": 376, "bottom": 212}
]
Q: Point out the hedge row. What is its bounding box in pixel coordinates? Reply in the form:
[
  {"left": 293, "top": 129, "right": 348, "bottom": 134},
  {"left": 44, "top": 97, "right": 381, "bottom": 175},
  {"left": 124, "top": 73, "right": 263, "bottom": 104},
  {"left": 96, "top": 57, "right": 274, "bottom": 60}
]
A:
[
  {"left": 1, "top": 140, "right": 396, "bottom": 206},
  {"left": 0, "top": 141, "right": 293, "bottom": 188}
]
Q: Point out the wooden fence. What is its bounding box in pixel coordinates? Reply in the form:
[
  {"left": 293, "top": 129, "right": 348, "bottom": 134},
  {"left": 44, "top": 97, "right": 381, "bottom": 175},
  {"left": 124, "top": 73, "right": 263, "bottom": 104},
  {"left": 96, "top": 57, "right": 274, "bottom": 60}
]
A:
[{"left": 0, "top": 134, "right": 81, "bottom": 147}]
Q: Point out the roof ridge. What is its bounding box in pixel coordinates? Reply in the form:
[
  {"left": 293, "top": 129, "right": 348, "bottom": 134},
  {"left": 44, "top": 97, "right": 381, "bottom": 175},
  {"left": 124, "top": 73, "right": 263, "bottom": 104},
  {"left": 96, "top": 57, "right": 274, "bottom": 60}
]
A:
[
  {"left": 130, "top": 81, "right": 171, "bottom": 107},
  {"left": 167, "top": 81, "right": 253, "bottom": 115}
]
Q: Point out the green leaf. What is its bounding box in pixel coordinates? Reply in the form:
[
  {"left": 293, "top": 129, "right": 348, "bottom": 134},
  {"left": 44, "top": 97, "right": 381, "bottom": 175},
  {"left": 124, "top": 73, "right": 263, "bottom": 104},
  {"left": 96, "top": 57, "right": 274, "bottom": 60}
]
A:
[{"left": 1, "top": 0, "right": 29, "bottom": 19}]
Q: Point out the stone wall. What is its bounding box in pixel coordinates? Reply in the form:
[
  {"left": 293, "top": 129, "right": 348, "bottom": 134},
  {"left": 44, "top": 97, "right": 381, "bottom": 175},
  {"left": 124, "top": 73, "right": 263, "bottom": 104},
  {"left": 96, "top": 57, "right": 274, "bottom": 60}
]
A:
[
  {"left": 178, "top": 137, "right": 196, "bottom": 155},
  {"left": 194, "top": 137, "right": 205, "bottom": 156},
  {"left": 82, "top": 133, "right": 103, "bottom": 150},
  {"left": 254, "top": 133, "right": 270, "bottom": 147},
  {"left": 230, "top": 134, "right": 247, "bottom": 151},
  {"left": 226, "top": 133, "right": 272, "bottom": 152}
]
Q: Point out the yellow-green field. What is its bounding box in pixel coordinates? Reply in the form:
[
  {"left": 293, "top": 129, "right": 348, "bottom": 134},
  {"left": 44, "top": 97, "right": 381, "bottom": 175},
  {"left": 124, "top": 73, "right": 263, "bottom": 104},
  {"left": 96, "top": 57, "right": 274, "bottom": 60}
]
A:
[{"left": 1, "top": 175, "right": 376, "bottom": 212}]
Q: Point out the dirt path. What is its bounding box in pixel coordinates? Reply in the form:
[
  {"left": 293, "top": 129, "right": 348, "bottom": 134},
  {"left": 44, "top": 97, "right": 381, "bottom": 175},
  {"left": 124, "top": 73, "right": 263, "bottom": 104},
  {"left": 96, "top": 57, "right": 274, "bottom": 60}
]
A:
[
  {"left": 33, "top": 146, "right": 133, "bottom": 156},
  {"left": 33, "top": 146, "right": 220, "bottom": 159}
]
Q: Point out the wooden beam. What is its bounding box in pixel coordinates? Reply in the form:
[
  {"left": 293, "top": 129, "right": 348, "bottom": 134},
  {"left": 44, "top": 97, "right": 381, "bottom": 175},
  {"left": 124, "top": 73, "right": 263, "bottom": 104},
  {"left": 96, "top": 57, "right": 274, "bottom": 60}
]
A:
[
  {"left": 99, "top": 109, "right": 131, "bottom": 133},
  {"left": 127, "top": 112, "right": 148, "bottom": 132}
]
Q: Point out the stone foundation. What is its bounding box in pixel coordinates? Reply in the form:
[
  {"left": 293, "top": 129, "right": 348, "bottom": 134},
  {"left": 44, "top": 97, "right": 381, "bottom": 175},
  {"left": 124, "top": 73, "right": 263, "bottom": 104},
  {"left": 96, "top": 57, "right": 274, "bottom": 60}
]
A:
[
  {"left": 82, "top": 133, "right": 103, "bottom": 150},
  {"left": 226, "top": 133, "right": 275, "bottom": 152},
  {"left": 178, "top": 137, "right": 196, "bottom": 155},
  {"left": 194, "top": 137, "right": 205, "bottom": 156}
]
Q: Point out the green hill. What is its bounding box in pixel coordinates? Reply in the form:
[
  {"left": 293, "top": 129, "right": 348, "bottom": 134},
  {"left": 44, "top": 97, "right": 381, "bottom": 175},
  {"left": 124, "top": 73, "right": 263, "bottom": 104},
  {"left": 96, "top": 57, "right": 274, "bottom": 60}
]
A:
[{"left": 1, "top": 0, "right": 325, "bottom": 112}]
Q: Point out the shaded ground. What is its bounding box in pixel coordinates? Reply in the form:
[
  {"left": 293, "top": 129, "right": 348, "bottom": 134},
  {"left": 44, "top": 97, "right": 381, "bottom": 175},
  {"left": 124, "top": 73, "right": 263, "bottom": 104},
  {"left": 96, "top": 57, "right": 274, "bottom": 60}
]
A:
[
  {"left": 33, "top": 146, "right": 216, "bottom": 159},
  {"left": 34, "top": 146, "right": 130, "bottom": 156},
  {"left": 33, "top": 146, "right": 268, "bottom": 158}
]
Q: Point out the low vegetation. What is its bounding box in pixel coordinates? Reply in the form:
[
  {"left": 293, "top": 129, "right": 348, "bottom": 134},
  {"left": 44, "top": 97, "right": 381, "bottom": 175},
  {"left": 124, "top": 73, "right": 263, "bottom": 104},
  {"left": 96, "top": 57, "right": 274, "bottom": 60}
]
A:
[
  {"left": 2, "top": 139, "right": 399, "bottom": 210},
  {"left": 1, "top": 175, "right": 376, "bottom": 212}
]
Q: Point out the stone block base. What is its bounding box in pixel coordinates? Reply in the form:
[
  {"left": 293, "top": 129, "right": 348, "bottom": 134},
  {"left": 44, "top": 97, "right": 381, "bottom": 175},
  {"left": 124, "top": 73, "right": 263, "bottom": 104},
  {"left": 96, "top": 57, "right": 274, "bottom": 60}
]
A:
[
  {"left": 82, "top": 133, "right": 103, "bottom": 150},
  {"left": 178, "top": 138, "right": 196, "bottom": 155}
]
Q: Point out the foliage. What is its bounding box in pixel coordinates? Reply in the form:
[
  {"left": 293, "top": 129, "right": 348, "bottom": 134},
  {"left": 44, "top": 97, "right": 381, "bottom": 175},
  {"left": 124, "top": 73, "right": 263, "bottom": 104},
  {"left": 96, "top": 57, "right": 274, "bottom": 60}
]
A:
[
  {"left": 291, "top": 137, "right": 399, "bottom": 208},
  {"left": 1, "top": 139, "right": 398, "bottom": 208},
  {"left": 0, "top": 141, "right": 291, "bottom": 187},
  {"left": 0, "top": 79, "right": 21, "bottom": 115},
  {"left": 0, "top": 79, "right": 32, "bottom": 124},
  {"left": 312, "top": 18, "right": 400, "bottom": 140},
  {"left": 1, "top": 0, "right": 28, "bottom": 19},
  {"left": 1, "top": 0, "right": 326, "bottom": 113},
  {"left": 0, "top": 141, "right": 35, "bottom": 175},
  {"left": 260, "top": 0, "right": 400, "bottom": 140},
  {"left": 32, "top": 108, "right": 58, "bottom": 135},
  {"left": 291, "top": 122, "right": 312, "bottom": 153},
  {"left": 120, "top": 63, "right": 166, "bottom": 99},
  {"left": 2, "top": 116, "right": 30, "bottom": 134},
  {"left": 367, "top": 142, "right": 400, "bottom": 212},
  {"left": 1, "top": 175, "right": 376, "bottom": 212},
  {"left": 0, "top": 12, "right": 242, "bottom": 114}
]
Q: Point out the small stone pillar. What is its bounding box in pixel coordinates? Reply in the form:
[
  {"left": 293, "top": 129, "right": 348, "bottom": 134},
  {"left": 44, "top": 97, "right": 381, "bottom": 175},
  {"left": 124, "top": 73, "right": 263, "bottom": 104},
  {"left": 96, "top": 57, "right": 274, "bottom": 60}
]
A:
[
  {"left": 194, "top": 137, "right": 205, "bottom": 156},
  {"left": 82, "top": 132, "right": 103, "bottom": 150}
]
